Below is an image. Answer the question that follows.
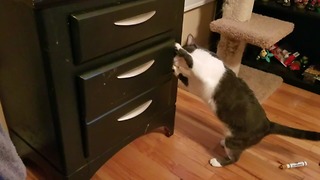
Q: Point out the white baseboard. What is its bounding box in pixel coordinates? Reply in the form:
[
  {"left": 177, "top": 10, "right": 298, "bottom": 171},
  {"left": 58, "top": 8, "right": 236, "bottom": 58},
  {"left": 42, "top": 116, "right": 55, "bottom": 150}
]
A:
[{"left": 184, "top": 0, "right": 214, "bottom": 12}]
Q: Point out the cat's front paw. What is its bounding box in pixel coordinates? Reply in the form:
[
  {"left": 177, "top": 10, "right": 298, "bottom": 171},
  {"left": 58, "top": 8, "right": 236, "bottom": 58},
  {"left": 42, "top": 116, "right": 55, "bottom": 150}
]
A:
[
  {"left": 172, "top": 64, "right": 181, "bottom": 77},
  {"left": 220, "top": 139, "right": 225, "bottom": 148},
  {"left": 172, "top": 64, "right": 179, "bottom": 76},
  {"left": 209, "top": 158, "right": 223, "bottom": 167},
  {"left": 175, "top": 43, "right": 182, "bottom": 51}
]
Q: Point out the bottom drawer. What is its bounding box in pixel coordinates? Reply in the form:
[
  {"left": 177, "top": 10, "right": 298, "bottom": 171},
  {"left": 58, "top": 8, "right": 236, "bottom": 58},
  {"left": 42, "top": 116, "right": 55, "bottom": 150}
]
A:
[{"left": 84, "top": 79, "right": 177, "bottom": 158}]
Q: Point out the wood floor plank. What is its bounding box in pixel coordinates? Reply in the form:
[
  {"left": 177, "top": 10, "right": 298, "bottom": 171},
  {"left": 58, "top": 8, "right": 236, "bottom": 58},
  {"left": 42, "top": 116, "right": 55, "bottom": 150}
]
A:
[{"left": 27, "top": 83, "right": 320, "bottom": 179}]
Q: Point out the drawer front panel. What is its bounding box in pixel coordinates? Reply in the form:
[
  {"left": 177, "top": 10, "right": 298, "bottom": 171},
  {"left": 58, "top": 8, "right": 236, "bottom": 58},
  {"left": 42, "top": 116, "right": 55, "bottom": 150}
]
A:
[
  {"left": 78, "top": 40, "right": 174, "bottom": 123},
  {"left": 70, "top": 0, "right": 175, "bottom": 63},
  {"left": 85, "top": 79, "right": 176, "bottom": 157}
]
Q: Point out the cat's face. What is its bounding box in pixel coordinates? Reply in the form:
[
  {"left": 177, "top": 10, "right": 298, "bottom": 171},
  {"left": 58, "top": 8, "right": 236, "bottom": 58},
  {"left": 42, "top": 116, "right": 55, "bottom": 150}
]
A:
[{"left": 173, "top": 34, "right": 226, "bottom": 99}]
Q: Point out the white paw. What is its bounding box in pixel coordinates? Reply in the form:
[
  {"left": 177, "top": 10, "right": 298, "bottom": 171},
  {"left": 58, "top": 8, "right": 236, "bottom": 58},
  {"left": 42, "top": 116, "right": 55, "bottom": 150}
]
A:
[
  {"left": 175, "top": 43, "right": 182, "bottom": 50},
  {"left": 220, "top": 139, "right": 225, "bottom": 147},
  {"left": 209, "top": 158, "right": 222, "bottom": 167},
  {"left": 172, "top": 65, "right": 179, "bottom": 76}
]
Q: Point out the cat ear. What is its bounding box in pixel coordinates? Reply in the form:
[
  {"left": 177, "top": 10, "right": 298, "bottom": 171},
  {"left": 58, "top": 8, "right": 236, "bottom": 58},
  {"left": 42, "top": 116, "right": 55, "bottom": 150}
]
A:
[{"left": 186, "top": 34, "right": 195, "bottom": 46}]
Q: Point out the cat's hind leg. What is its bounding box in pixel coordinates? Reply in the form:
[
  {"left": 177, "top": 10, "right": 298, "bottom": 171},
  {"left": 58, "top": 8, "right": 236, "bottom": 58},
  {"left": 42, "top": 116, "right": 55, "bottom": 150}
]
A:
[
  {"left": 209, "top": 148, "right": 243, "bottom": 167},
  {"left": 210, "top": 138, "right": 244, "bottom": 167}
]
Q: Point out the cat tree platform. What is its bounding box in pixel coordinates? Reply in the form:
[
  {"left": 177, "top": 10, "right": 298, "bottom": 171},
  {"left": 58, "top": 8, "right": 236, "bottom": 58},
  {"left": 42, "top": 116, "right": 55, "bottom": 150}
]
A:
[{"left": 210, "top": 13, "right": 294, "bottom": 49}]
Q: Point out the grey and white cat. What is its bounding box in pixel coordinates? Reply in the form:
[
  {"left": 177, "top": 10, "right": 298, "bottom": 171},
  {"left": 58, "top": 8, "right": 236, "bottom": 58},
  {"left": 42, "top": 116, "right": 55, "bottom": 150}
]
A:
[{"left": 173, "top": 34, "right": 320, "bottom": 167}]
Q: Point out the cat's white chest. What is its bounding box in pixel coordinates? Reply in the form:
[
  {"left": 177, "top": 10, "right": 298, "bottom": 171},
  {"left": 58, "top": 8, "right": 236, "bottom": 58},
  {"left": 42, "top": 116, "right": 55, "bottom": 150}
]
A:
[{"left": 188, "top": 49, "right": 226, "bottom": 105}]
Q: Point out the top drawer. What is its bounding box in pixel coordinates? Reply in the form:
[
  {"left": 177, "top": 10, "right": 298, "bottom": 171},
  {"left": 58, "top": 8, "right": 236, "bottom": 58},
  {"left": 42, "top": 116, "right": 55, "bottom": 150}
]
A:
[{"left": 69, "top": 0, "right": 175, "bottom": 64}]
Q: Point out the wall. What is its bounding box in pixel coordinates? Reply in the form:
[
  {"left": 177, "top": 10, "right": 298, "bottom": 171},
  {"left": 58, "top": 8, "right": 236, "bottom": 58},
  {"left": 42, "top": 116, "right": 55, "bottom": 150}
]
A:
[
  {"left": 181, "top": 1, "right": 217, "bottom": 48},
  {"left": 184, "top": 0, "right": 214, "bottom": 12},
  {"left": 0, "top": 102, "right": 8, "bottom": 133}
]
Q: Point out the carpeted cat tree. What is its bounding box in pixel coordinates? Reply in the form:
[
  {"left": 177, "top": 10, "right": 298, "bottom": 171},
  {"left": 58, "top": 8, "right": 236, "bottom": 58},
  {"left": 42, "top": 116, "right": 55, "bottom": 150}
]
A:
[{"left": 210, "top": 0, "right": 294, "bottom": 75}]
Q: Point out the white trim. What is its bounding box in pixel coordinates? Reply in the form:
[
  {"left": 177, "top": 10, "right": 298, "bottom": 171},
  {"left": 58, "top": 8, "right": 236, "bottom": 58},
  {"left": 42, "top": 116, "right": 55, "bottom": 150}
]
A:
[{"left": 184, "top": 0, "right": 214, "bottom": 12}]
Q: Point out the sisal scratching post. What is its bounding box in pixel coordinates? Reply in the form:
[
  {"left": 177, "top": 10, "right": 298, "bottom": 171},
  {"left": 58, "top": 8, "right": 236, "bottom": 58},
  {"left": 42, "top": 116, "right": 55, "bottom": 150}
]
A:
[
  {"left": 216, "top": 37, "right": 246, "bottom": 75},
  {"left": 216, "top": 0, "right": 254, "bottom": 75},
  {"left": 222, "top": 0, "right": 254, "bottom": 21},
  {"left": 211, "top": 0, "right": 294, "bottom": 76}
]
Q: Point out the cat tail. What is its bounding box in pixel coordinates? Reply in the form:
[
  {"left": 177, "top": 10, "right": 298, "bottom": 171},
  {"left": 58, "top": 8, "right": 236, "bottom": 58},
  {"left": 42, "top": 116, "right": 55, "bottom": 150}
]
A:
[{"left": 269, "top": 121, "right": 320, "bottom": 141}]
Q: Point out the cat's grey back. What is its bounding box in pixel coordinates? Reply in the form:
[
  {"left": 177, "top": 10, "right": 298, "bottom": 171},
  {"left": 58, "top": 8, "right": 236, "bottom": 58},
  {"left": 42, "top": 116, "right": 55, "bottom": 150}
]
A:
[{"left": 213, "top": 68, "right": 268, "bottom": 133}]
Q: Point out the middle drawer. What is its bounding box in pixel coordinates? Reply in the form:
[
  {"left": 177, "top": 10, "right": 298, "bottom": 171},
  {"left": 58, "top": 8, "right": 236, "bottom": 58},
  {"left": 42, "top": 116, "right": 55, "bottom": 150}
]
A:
[{"left": 77, "top": 40, "right": 174, "bottom": 123}]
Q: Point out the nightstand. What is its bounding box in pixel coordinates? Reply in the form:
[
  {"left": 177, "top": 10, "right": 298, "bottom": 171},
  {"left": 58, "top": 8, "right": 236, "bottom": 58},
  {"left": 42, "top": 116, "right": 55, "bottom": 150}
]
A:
[{"left": 0, "top": 0, "right": 184, "bottom": 179}]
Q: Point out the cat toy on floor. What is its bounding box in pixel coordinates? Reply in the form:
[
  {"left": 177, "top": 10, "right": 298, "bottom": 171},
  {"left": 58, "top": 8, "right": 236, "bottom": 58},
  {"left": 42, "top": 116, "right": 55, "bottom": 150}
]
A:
[
  {"left": 278, "top": 161, "right": 308, "bottom": 169},
  {"left": 256, "top": 49, "right": 273, "bottom": 62}
]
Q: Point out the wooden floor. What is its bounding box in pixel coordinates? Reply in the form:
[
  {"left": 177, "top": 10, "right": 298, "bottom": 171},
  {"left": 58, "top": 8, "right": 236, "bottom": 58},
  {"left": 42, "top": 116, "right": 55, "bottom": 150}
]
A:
[{"left": 28, "top": 83, "right": 320, "bottom": 179}]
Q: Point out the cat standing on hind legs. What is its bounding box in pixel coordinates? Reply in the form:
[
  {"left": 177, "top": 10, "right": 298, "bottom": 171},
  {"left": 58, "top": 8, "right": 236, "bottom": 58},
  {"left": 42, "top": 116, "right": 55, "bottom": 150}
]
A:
[{"left": 173, "top": 34, "right": 320, "bottom": 167}]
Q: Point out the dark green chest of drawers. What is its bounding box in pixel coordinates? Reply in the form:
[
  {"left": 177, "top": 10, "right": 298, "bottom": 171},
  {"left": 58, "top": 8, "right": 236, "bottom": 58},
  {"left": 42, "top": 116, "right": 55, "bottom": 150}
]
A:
[{"left": 0, "top": 0, "right": 184, "bottom": 179}]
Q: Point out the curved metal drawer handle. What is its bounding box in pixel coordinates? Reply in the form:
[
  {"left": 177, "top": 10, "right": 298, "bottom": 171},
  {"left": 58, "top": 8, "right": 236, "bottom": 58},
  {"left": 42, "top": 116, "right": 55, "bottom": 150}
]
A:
[
  {"left": 114, "top": 11, "right": 156, "bottom": 26},
  {"left": 118, "top": 100, "right": 152, "bottom": 121},
  {"left": 117, "top": 60, "right": 155, "bottom": 79}
]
